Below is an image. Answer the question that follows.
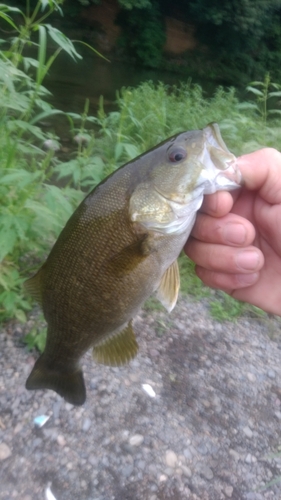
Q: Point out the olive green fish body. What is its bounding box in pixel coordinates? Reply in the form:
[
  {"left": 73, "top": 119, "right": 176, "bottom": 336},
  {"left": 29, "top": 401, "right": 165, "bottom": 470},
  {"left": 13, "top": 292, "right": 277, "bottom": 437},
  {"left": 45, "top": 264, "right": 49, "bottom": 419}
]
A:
[{"left": 25, "top": 124, "right": 241, "bottom": 405}]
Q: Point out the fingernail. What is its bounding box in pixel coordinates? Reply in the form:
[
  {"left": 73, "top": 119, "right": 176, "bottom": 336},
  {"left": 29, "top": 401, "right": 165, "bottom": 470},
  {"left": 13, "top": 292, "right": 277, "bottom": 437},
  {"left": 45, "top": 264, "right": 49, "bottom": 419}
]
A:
[
  {"left": 237, "top": 272, "right": 259, "bottom": 286},
  {"left": 236, "top": 250, "right": 260, "bottom": 271},
  {"left": 223, "top": 223, "right": 246, "bottom": 245}
]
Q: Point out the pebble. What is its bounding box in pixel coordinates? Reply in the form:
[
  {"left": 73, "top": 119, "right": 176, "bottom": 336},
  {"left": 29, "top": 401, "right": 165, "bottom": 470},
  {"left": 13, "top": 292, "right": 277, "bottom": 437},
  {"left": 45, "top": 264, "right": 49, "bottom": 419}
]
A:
[
  {"left": 243, "top": 426, "right": 253, "bottom": 438},
  {"left": 229, "top": 449, "right": 240, "bottom": 462},
  {"left": 198, "top": 464, "right": 214, "bottom": 480},
  {"left": 82, "top": 418, "right": 92, "bottom": 432},
  {"left": 122, "top": 465, "right": 134, "bottom": 477},
  {"left": 267, "top": 369, "right": 276, "bottom": 379},
  {"left": 224, "top": 485, "right": 233, "bottom": 497},
  {"left": 0, "top": 443, "right": 11, "bottom": 460},
  {"left": 57, "top": 435, "right": 66, "bottom": 446},
  {"left": 247, "top": 373, "right": 256, "bottom": 382},
  {"left": 181, "top": 465, "right": 192, "bottom": 478},
  {"left": 165, "top": 450, "right": 178, "bottom": 468},
  {"left": 129, "top": 434, "right": 144, "bottom": 447},
  {"left": 183, "top": 448, "right": 193, "bottom": 460}
]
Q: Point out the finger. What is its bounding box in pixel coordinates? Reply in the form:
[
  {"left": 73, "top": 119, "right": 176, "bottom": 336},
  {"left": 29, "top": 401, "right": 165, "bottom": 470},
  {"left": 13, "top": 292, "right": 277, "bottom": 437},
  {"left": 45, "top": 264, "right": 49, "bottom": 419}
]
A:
[
  {"left": 238, "top": 148, "right": 281, "bottom": 204},
  {"left": 200, "top": 190, "right": 234, "bottom": 217},
  {"left": 190, "top": 213, "right": 255, "bottom": 246},
  {"left": 185, "top": 239, "right": 264, "bottom": 274},
  {"left": 195, "top": 266, "right": 260, "bottom": 290}
]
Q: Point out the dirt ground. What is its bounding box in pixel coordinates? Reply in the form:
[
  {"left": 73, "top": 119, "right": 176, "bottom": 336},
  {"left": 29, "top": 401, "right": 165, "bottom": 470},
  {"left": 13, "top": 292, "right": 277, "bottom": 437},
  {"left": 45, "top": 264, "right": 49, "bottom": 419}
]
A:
[{"left": 1, "top": 297, "right": 281, "bottom": 500}]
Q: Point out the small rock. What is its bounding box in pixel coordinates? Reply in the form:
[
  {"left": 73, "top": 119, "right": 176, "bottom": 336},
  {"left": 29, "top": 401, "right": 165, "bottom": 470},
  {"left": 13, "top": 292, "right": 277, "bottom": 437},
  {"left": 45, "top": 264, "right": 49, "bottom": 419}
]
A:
[
  {"left": 122, "top": 465, "right": 134, "bottom": 477},
  {"left": 199, "top": 464, "right": 214, "bottom": 480},
  {"left": 267, "top": 369, "right": 276, "bottom": 379},
  {"left": 82, "top": 418, "right": 91, "bottom": 432},
  {"left": 165, "top": 450, "right": 178, "bottom": 468},
  {"left": 243, "top": 426, "right": 253, "bottom": 438},
  {"left": 129, "top": 434, "right": 144, "bottom": 447},
  {"left": 159, "top": 474, "right": 167, "bottom": 482},
  {"left": 14, "top": 423, "right": 23, "bottom": 434},
  {"left": 57, "top": 435, "right": 66, "bottom": 446},
  {"left": 197, "top": 442, "right": 209, "bottom": 455},
  {"left": 275, "top": 411, "right": 281, "bottom": 420},
  {"left": 150, "top": 349, "right": 160, "bottom": 357},
  {"left": 224, "top": 485, "right": 233, "bottom": 497},
  {"left": 183, "top": 448, "right": 193, "bottom": 461},
  {"left": 53, "top": 401, "right": 62, "bottom": 419},
  {"left": 247, "top": 373, "right": 256, "bottom": 382},
  {"left": 181, "top": 465, "right": 192, "bottom": 478},
  {"left": 229, "top": 449, "right": 240, "bottom": 462},
  {"left": 0, "top": 443, "right": 11, "bottom": 460},
  {"left": 245, "top": 454, "right": 252, "bottom": 464}
]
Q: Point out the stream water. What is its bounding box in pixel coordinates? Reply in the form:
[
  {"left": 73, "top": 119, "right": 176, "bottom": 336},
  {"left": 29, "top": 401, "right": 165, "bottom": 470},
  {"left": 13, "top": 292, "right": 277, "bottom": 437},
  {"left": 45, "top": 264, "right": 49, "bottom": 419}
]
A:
[{"left": 45, "top": 53, "right": 219, "bottom": 116}]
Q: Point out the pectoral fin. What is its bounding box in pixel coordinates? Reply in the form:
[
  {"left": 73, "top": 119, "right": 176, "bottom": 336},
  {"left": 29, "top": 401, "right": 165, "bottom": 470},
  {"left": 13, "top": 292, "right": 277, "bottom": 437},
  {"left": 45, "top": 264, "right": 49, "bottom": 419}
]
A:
[
  {"left": 108, "top": 235, "right": 155, "bottom": 276},
  {"left": 24, "top": 267, "right": 45, "bottom": 305},
  {"left": 93, "top": 321, "right": 138, "bottom": 366},
  {"left": 156, "top": 260, "right": 180, "bottom": 312}
]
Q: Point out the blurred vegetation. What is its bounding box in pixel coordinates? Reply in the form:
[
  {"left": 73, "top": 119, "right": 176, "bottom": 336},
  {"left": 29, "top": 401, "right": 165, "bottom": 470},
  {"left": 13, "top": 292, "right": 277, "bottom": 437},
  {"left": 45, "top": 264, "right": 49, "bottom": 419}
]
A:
[
  {"left": 75, "top": 0, "right": 281, "bottom": 81},
  {"left": 1, "top": 1, "right": 281, "bottom": 349}
]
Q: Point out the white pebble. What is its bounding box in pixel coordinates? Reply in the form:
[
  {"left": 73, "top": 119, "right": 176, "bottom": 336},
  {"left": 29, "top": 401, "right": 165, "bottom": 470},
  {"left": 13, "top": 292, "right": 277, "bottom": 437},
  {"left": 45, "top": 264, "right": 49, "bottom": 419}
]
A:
[
  {"left": 0, "top": 443, "right": 11, "bottom": 460},
  {"left": 45, "top": 483, "right": 56, "bottom": 500},
  {"left": 142, "top": 384, "right": 156, "bottom": 398},
  {"left": 129, "top": 434, "right": 144, "bottom": 446},
  {"left": 165, "top": 450, "right": 178, "bottom": 468},
  {"left": 247, "top": 373, "right": 256, "bottom": 382}
]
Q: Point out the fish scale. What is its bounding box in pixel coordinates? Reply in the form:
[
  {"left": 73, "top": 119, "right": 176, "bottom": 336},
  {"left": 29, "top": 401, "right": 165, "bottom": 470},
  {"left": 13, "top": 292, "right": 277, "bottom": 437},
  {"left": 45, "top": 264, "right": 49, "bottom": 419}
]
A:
[{"left": 24, "top": 123, "right": 241, "bottom": 405}]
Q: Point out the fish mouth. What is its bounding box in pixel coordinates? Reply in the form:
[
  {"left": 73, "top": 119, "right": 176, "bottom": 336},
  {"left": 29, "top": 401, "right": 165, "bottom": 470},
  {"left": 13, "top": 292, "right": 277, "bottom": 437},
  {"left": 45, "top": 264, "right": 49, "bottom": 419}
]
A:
[{"left": 213, "top": 160, "right": 242, "bottom": 189}]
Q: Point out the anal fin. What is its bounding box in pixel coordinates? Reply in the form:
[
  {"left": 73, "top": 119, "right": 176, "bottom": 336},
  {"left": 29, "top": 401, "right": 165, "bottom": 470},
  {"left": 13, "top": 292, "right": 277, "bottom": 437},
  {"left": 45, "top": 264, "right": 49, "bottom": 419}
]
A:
[
  {"left": 156, "top": 260, "right": 180, "bottom": 312},
  {"left": 93, "top": 321, "right": 138, "bottom": 366}
]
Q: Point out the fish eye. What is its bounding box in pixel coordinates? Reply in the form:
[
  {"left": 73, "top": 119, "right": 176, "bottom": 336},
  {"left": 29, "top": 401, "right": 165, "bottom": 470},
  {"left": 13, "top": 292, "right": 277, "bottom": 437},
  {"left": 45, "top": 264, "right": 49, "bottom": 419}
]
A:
[{"left": 168, "top": 147, "right": 187, "bottom": 163}]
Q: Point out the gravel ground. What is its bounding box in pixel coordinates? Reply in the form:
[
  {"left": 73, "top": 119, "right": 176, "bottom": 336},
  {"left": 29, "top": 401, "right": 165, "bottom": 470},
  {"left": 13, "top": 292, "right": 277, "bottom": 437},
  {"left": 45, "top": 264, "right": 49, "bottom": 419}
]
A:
[{"left": 1, "top": 297, "right": 281, "bottom": 500}]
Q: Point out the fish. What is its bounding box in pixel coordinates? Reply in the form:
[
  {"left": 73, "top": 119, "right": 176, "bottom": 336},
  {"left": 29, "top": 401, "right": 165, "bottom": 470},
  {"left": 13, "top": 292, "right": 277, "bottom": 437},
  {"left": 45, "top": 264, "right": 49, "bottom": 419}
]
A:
[{"left": 24, "top": 123, "right": 241, "bottom": 406}]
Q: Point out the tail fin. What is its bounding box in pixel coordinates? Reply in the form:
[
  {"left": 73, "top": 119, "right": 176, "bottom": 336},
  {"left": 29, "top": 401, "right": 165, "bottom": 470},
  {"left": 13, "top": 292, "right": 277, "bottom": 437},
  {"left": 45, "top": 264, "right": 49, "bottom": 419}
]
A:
[{"left": 25, "top": 354, "right": 86, "bottom": 406}]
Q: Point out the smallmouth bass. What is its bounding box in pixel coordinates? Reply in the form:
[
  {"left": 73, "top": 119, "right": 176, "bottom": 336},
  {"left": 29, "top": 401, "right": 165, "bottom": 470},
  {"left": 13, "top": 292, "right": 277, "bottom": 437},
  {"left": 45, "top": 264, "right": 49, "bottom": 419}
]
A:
[{"left": 25, "top": 123, "right": 241, "bottom": 405}]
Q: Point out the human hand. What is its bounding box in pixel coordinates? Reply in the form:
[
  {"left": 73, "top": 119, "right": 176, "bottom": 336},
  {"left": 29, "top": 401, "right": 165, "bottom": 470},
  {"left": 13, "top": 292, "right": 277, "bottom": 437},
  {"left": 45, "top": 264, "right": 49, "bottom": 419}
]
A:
[{"left": 185, "top": 148, "right": 281, "bottom": 315}]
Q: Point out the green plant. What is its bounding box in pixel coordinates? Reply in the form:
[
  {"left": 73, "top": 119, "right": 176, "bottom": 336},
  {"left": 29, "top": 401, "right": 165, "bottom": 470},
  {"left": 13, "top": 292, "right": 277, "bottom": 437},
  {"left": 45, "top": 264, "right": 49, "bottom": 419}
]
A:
[
  {"left": 0, "top": 1, "right": 103, "bottom": 324},
  {"left": 116, "top": 1, "right": 166, "bottom": 68},
  {"left": 23, "top": 314, "right": 47, "bottom": 352},
  {"left": 246, "top": 72, "right": 281, "bottom": 123}
]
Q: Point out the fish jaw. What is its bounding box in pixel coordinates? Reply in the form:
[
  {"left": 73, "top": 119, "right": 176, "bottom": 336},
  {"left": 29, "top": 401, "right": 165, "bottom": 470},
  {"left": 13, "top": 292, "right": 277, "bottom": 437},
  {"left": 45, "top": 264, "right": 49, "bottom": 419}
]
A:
[
  {"left": 130, "top": 123, "right": 242, "bottom": 236},
  {"left": 199, "top": 123, "right": 242, "bottom": 194}
]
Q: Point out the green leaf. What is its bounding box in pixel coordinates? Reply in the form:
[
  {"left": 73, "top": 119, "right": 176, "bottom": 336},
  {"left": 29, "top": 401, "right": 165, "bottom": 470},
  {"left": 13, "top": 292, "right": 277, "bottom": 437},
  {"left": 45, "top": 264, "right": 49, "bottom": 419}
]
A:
[
  {"left": 0, "top": 12, "right": 19, "bottom": 30},
  {"left": 268, "top": 110, "right": 281, "bottom": 115},
  {"left": 44, "top": 24, "right": 82, "bottom": 60},
  {"left": 268, "top": 91, "right": 281, "bottom": 98},
  {"left": 15, "top": 309, "right": 27, "bottom": 323},
  {"left": 73, "top": 40, "right": 110, "bottom": 62},
  {"left": 246, "top": 87, "right": 264, "bottom": 96},
  {"left": 30, "top": 109, "right": 65, "bottom": 125}
]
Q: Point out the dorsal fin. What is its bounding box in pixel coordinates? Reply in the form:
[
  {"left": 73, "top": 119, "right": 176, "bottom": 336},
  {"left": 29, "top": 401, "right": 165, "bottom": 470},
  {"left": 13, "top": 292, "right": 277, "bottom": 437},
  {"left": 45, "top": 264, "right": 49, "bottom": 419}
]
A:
[
  {"left": 93, "top": 321, "right": 138, "bottom": 366},
  {"left": 156, "top": 260, "right": 180, "bottom": 312}
]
